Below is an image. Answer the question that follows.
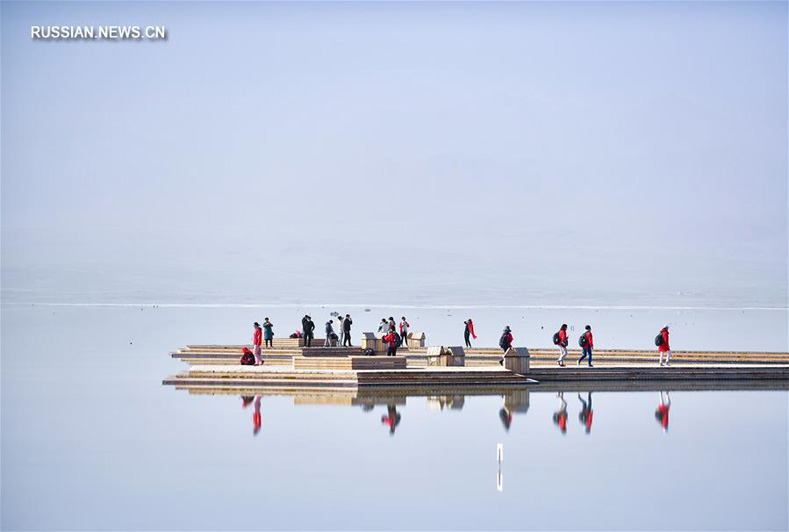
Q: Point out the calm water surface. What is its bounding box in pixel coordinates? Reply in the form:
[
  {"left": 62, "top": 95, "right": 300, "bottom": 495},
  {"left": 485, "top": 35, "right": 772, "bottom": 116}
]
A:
[{"left": 1, "top": 305, "right": 787, "bottom": 530}]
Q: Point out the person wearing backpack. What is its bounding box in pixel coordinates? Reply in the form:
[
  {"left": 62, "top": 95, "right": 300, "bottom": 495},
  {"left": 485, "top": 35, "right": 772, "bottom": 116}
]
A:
[
  {"left": 399, "top": 317, "right": 410, "bottom": 347},
  {"left": 499, "top": 326, "right": 513, "bottom": 353},
  {"left": 382, "top": 329, "right": 401, "bottom": 356},
  {"left": 577, "top": 325, "right": 593, "bottom": 366},
  {"left": 657, "top": 325, "right": 671, "bottom": 366},
  {"left": 262, "top": 317, "right": 274, "bottom": 348},
  {"left": 343, "top": 314, "right": 353, "bottom": 346},
  {"left": 554, "top": 324, "right": 569, "bottom": 366},
  {"left": 252, "top": 322, "right": 263, "bottom": 365}
]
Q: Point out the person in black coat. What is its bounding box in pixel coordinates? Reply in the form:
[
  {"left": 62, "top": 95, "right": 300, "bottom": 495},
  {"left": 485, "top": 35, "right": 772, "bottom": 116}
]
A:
[{"left": 343, "top": 314, "right": 353, "bottom": 346}]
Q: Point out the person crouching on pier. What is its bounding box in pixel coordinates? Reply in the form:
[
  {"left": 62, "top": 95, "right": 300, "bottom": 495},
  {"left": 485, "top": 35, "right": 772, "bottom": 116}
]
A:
[
  {"left": 657, "top": 326, "right": 671, "bottom": 366},
  {"left": 253, "top": 322, "right": 263, "bottom": 365},
  {"left": 555, "top": 324, "right": 569, "bottom": 366},
  {"left": 577, "top": 325, "right": 593, "bottom": 367},
  {"left": 382, "top": 327, "right": 400, "bottom": 356}
]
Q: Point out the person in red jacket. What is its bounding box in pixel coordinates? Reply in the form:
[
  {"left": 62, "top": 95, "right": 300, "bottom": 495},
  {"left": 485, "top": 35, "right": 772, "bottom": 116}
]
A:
[
  {"left": 655, "top": 391, "right": 671, "bottom": 433},
  {"left": 577, "top": 325, "right": 594, "bottom": 367},
  {"left": 464, "top": 319, "right": 477, "bottom": 348},
  {"left": 382, "top": 329, "right": 399, "bottom": 356},
  {"left": 253, "top": 322, "right": 263, "bottom": 365},
  {"left": 556, "top": 324, "right": 569, "bottom": 366},
  {"left": 658, "top": 325, "right": 671, "bottom": 366}
]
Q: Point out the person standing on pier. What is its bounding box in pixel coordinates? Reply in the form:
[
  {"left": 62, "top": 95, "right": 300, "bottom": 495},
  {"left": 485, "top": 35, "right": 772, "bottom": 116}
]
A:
[
  {"left": 343, "top": 314, "right": 353, "bottom": 346},
  {"left": 577, "top": 325, "right": 594, "bottom": 367},
  {"left": 325, "top": 320, "right": 335, "bottom": 347},
  {"left": 657, "top": 325, "right": 671, "bottom": 366},
  {"left": 303, "top": 315, "right": 315, "bottom": 347},
  {"left": 378, "top": 318, "right": 388, "bottom": 334},
  {"left": 555, "top": 324, "right": 569, "bottom": 366},
  {"left": 399, "top": 317, "right": 410, "bottom": 347},
  {"left": 464, "top": 319, "right": 477, "bottom": 348},
  {"left": 499, "top": 326, "right": 514, "bottom": 355},
  {"left": 337, "top": 316, "right": 345, "bottom": 347},
  {"left": 388, "top": 316, "right": 396, "bottom": 332},
  {"left": 253, "top": 322, "right": 263, "bottom": 365},
  {"left": 262, "top": 317, "right": 274, "bottom": 348},
  {"left": 578, "top": 392, "right": 593, "bottom": 434}
]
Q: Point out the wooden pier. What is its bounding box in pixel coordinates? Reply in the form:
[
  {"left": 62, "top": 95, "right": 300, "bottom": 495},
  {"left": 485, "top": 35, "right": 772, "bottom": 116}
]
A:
[{"left": 163, "top": 340, "right": 789, "bottom": 392}]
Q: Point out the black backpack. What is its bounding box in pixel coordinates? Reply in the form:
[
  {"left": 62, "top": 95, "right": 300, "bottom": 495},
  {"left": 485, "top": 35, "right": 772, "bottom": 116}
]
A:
[
  {"left": 579, "top": 334, "right": 588, "bottom": 348},
  {"left": 393, "top": 332, "right": 402, "bottom": 348},
  {"left": 363, "top": 347, "right": 375, "bottom": 356},
  {"left": 553, "top": 332, "right": 561, "bottom": 345},
  {"left": 499, "top": 334, "right": 508, "bottom": 349},
  {"left": 655, "top": 334, "right": 664, "bottom": 346}
]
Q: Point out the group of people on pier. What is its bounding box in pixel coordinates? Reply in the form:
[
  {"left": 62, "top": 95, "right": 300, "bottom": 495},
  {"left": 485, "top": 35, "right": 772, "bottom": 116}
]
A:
[{"left": 247, "top": 315, "right": 673, "bottom": 367}]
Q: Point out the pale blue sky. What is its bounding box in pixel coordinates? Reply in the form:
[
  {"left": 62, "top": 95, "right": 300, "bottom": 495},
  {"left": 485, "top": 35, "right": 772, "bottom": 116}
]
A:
[{"left": 1, "top": 1, "right": 786, "bottom": 306}]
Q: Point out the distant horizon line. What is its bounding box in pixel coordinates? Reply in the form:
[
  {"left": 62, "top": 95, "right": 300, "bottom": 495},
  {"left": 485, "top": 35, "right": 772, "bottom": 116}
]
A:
[{"left": 2, "top": 302, "right": 787, "bottom": 311}]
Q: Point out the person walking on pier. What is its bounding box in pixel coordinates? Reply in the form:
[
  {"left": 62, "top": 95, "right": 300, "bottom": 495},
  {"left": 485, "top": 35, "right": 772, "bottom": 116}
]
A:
[
  {"left": 325, "top": 320, "right": 336, "bottom": 347},
  {"left": 303, "top": 315, "right": 315, "bottom": 347},
  {"left": 253, "top": 322, "right": 263, "bottom": 365},
  {"left": 657, "top": 325, "right": 671, "bottom": 366},
  {"left": 499, "top": 326, "right": 514, "bottom": 353},
  {"left": 343, "top": 314, "right": 353, "bottom": 346},
  {"left": 262, "top": 317, "right": 274, "bottom": 348},
  {"left": 555, "top": 324, "right": 569, "bottom": 366},
  {"left": 655, "top": 391, "right": 671, "bottom": 432},
  {"left": 578, "top": 392, "right": 593, "bottom": 434},
  {"left": 464, "top": 319, "right": 477, "bottom": 348},
  {"left": 577, "top": 325, "right": 594, "bottom": 367},
  {"left": 399, "top": 317, "right": 410, "bottom": 347}
]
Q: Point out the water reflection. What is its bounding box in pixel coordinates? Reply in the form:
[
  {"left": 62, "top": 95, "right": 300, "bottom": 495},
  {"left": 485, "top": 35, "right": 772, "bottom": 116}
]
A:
[
  {"left": 553, "top": 392, "right": 568, "bottom": 434},
  {"left": 381, "top": 405, "right": 401, "bottom": 435},
  {"left": 578, "top": 392, "right": 594, "bottom": 434},
  {"left": 656, "top": 391, "right": 671, "bottom": 433}
]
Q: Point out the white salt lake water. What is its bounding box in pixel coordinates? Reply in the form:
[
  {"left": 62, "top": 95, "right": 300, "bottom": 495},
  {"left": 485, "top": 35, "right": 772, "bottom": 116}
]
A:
[{"left": 1, "top": 303, "right": 786, "bottom": 530}]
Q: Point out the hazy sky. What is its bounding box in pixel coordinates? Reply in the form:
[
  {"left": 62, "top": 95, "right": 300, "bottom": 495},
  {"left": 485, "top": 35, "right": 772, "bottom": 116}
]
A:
[{"left": 1, "top": 1, "right": 786, "bottom": 306}]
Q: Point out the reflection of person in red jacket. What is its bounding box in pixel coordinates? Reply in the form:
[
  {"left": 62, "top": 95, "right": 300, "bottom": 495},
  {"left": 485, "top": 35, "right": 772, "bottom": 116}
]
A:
[
  {"left": 253, "top": 396, "right": 262, "bottom": 436},
  {"left": 655, "top": 391, "right": 671, "bottom": 433},
  {"left": 382, "top": 331, "right": 399, "bottom": 356},
  {"left": 381, "top": 405, "right": 401, "bottom": 435},
  {"left": 499, "top": 407, "right": 513, "bottom": 431},
  {"left": 552, "top": 392, "right": 568, "bottom": 434},
  {"left": 578, "top": 392, "right": 593, "bottom": 434},
  {"left": 658, "top": 326, "right": 671, "bottom": 366}
]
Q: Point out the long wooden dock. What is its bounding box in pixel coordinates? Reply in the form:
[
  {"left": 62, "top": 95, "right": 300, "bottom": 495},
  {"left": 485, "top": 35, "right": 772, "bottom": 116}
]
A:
[{"left": 162, "top": 343, "right": 789, "bottom": 392}]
